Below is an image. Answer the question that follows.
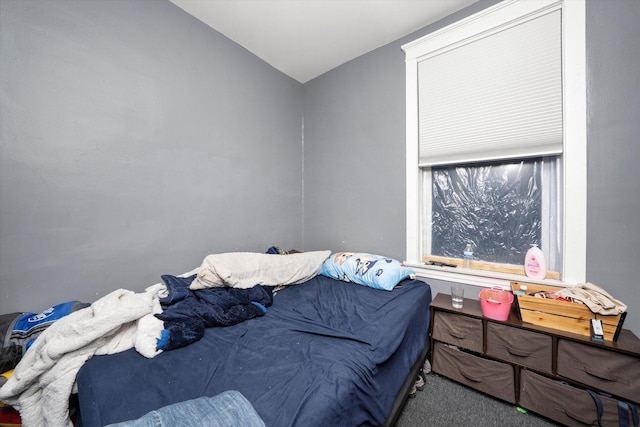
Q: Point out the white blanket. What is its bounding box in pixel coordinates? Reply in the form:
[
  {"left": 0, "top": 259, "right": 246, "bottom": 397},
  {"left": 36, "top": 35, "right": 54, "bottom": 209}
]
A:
[
  {"left": 0, "top": 285, "right": 165, "bottom": 427},
  {"left": 190, "top": 251, "right": 331, "bottom": 290}
]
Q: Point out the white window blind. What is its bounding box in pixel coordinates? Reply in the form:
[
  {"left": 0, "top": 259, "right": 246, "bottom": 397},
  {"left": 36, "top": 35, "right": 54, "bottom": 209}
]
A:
[{"left": 417, "top": 9, "right": 562, "bottom": 167}]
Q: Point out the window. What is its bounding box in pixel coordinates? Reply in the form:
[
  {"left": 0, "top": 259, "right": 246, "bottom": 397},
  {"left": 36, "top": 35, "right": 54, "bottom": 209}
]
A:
[
  {"left": 428, "top": 158, "right": 559, "bottom": 268},
  {"left": 402, "top": 0, "right": 586, "bottom": 287}
]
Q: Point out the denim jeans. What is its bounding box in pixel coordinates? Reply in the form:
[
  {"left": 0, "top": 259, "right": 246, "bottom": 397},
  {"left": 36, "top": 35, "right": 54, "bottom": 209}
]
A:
[{"left": 105, "top": 390, "right": 265, "bottom": 427}]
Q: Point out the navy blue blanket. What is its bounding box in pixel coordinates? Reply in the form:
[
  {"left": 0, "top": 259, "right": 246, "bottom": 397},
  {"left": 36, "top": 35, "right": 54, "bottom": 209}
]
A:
[
  {"left": 76, "top": 275, "right": 432, "bottom": 427},
  {"left": 155, "top": 274, "right": 272, "bottom": 350}
]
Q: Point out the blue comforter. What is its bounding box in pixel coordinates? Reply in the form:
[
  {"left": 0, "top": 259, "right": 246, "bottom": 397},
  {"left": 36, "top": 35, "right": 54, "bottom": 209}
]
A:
[{"left": 76, "top": 275, "right": 431, "bottom": 427}]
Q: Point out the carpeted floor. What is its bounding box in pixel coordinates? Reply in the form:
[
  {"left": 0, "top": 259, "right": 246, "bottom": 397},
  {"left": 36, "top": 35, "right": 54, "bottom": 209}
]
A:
[{"left": 395, "top": 372, "right": 560, "bottom": 427}]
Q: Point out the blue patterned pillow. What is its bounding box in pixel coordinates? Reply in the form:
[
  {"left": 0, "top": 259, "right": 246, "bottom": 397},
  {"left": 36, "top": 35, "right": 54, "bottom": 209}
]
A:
[{"left": 319, "top": 252, "right": 415, "bottom": 291}]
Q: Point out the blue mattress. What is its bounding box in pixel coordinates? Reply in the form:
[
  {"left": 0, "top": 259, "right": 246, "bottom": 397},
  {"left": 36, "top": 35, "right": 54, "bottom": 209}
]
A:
[{"left": 76, "top": 275, "right": 432, "bottom": 426}]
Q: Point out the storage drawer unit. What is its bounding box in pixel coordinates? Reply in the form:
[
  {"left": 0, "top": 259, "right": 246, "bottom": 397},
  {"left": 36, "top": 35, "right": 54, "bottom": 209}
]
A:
[
  {"left": 557, "top": 339, "right": 640, "bottom": 403},
  {"left": 429, "top": 292, "right": 640, "bottom": 424}
]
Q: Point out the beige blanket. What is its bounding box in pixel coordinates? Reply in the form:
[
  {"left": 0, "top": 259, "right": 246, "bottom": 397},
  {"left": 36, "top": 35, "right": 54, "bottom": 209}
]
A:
[
  {"left": 190, "top": 251, "right": 331, "bottom": 290},
  {"left": 556, "top": 282, "right": 627, "bottom": 315}
]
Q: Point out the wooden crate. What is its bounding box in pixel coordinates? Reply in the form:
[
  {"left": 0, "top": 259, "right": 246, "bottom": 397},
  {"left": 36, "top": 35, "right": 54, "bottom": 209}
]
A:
[{"left": 511, "top": 282, "right": 626, "bottom": 341}]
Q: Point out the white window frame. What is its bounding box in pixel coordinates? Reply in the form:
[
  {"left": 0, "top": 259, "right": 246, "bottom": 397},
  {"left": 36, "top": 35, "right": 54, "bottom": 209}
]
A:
[{"left": 402, "top": 0, "right": 586, "bottom": 288}]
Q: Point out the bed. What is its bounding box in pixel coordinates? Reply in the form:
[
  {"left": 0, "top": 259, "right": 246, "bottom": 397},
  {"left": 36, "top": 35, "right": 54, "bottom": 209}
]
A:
[
  {"left": 0, "top": 251, "right": 432, "bottom": 426},
  {"left": 75, "top": 272, "right": 432, "bottom": 426}
]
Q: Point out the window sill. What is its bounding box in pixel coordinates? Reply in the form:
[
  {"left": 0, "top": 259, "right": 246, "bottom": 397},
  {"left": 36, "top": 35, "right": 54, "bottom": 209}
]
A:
[{"left": 404, "top": 261, "right": 571, "bottom": 290}]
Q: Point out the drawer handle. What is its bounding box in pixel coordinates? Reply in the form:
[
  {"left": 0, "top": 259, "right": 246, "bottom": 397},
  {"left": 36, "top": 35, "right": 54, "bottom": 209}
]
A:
[
  {"left": 584, "top": 366, "right": 618, "bottom": 382},
  {"left": 561, "top": 407, "right": 597, "bottom": 425},
  {"left": 460, "top": 372, "right": 482, "bottom": 383},
  {"left": 447, "top": 330, "right": 465, "bottom": 339},
  {"left": 506, "top": 348, "right": 532, "bottom": 357}
]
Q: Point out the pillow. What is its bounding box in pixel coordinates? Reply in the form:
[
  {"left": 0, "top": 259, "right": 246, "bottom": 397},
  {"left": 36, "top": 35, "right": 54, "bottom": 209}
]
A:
[
  {"left": 318, "top": 252, "right": 415, "bottom": 291},
  {"left": 190, "top": 251, "right": 331, "bottom": 290}
]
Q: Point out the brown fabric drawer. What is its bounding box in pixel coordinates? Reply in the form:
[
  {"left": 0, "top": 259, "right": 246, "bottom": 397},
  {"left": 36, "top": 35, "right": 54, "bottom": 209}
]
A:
[
  {"left": 432, "top": 311, "right": 483, "bottom": 353},
  {"left": 557, "top": 339, "right": 640, "bottom": 403},
  {"left": 432, "top": 341, "right": 515, "bottom": 403},
  {"left": 520, "top": 369, "right": 622, "bottom": 426},
  {"left": 486, "top": 322, "right": 552, "bottom": 374}
]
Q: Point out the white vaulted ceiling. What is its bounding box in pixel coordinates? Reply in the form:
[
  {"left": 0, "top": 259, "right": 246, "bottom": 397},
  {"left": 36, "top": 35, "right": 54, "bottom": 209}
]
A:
[{"left": 169, "top": 0, "right": 477, "bottom": 83}]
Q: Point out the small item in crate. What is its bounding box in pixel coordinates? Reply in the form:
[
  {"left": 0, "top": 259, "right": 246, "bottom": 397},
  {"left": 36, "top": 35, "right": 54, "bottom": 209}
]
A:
[
  {"left": 530, "top": 291, "right": 550, "bottom": 298},
  {"left": 513, "top": 284, "right": 528, "bottom": 295},
  {"left": 529, "top": 290, "right": 575, "bottom": 303},
  {"left": 590, "top": 319, "right": 604, "bottom": 343}
]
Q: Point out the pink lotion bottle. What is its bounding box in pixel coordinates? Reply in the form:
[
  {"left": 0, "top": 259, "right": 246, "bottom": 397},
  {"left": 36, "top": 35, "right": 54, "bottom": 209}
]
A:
[{"left": 524, "top": 244, "right": 547, "bottom": 279}]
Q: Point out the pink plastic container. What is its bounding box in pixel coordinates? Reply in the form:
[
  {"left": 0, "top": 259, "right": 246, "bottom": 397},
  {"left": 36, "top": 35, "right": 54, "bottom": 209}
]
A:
[{"left": 479, "top": 288, "right": 514, "bottom": 321}]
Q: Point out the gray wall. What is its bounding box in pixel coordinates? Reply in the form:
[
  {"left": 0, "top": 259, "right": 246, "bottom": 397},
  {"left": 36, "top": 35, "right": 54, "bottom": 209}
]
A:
[
  {"left": 0, "top": 0, "right": 303, "bottom": 312},
  {"left": 301, "top": 43, "right": 408, "bottom": 256},
  {"left": 303, "top": 0, "right": 640, "bottom": 336},
  {"left": 585, "top": 0, "right": 640, "bottom": 336}
]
